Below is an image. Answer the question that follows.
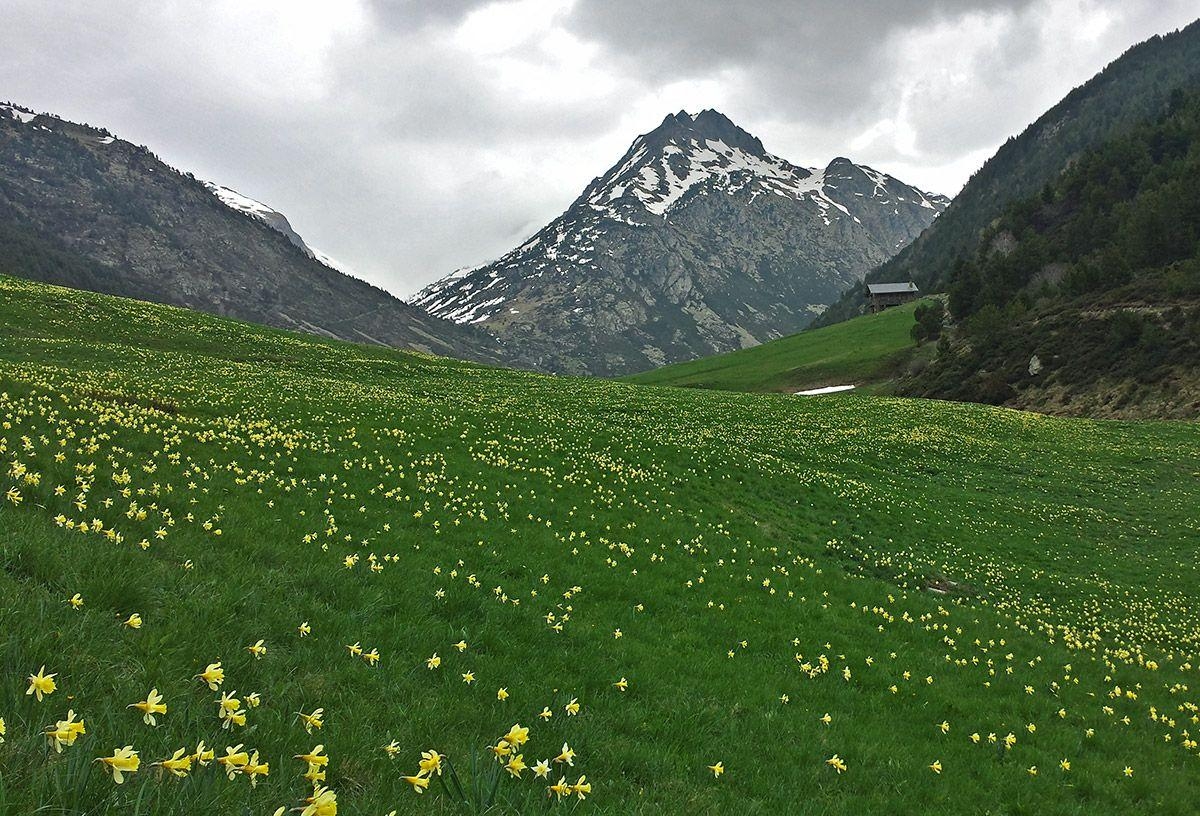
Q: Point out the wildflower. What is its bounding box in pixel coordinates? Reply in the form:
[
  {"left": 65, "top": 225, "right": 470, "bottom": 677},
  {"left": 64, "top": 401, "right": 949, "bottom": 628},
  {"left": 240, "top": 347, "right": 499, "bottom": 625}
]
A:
[
  {"left": 218, "top": 691, "right": 241, "bottom": 720},
  {"left": 298, "top": 621, "right": 311, "bottom": 637},
  {"left": 938, "top": 721, "right": 950, "bottom": 734},
  {"left": 196, "top": 662, "right": 224, "bottom": 690},
  {"left": 68, "top": 593, "right": 84, "bottom": 609},
  {"left": 820, "top": 713, "right": 832, "bottom": 725},
  {"left": 418, "top": 750, "right": 443, "bottom": 776},
  {"left": 383, "top": 740, "right": 401, "bottom": 758},
  {"left": 302, "top": 785, "right": 339, "bottom": 815},
  {"left": 426, "top": 653, "right": 441, "bottom": 669},
  {"left": 402, "top": 774, "right": 430, "bottom": 793},
  {"left": 1060, "top": 758, "right": 1071, "bottom": 772},
  {"left": 454, "top": 640, "right": 468, "bottom": 652},
  {"left": 129, "top": 688, "right": 167, "bottom": 726},
  {"left": 218, "top": 744, "right": 249, "bottom": 779},
  {"left": 539, "top": 706, "right": 553, "bottom": 721},
  {"left": 572, "top": 775, "right": 591, "bottom": 799},
  {"left": 363, "top": 648, "right": 380, "bottom": 666},
  {"left": 970, "top": 732, "right": 981, "bottom": 744},
  {"left": 1123, "top": 766, "right": 1134, "bottom": 777},
  {"left": 929, "top": 760, "right": 942, "bottom": 774},
  {"left": 497, "top": 687, "right": 509, "bottom": 701},
  {"left": 194, "top": 740, "right": 215, "bottom": 765},
  {"left": 27, "top": 666, "right": 57, "bottom": 701},
  {"left": 503, "top": 723, "right": 529, "bottom": 747},
  {"left": 565, "top": 698, "right": 580, "bottom": 716},
  {"left": 555, "top": 743, "right": 575, "bottom": 766},
  {"left": 296, "top": 745, "right": 329, "bottom": 767},
  {"left": 505, "top": 754, "right": 527, "bottom": 778},
  {"left": 243, "top": 751, "right": 269, "bottom": 786},
  {"left": 299, "top": 709, "right": 324, "bottom": 733},
  {"left": 245, "top": 692, "right": 261, "bottom": 708},
  {"left": 533, "top": 759, "right": 551, "bottom": 778},
  {"left": 614, "top": 677, "right": 629, "bottom": 692},
  {"left": 549, "top": 776, "right": 571, "bottom": 799},
  {"left": 0, "top": 716, "right": 5, "bottom": 744},
  {"left": 246, "top": 640, "right": 267, "bottom": 659},
  {"left": 1028, "top": 766, "right": 1038, "bottom": 777},
  {"left": 707, "top": 761, "right": 724, "bottom": 777},
  {"left": 826, "top": 754, "right": 848, "bottom": 774},
  {"left": 92, "top": 745, "right": 139, "bottom": 785},
  {"left": 155, "top": 748, "right": 193, "bottom": 778},
  {"left": 124, "top": 613, "right": 142, "bottom": 629},
  {"left": 45, "top": 709, "right": 85, "bottom": 752},
  {"left": 462, "top": 671, "right": 475, "bottom": 685},
  {"left": 347, "top": 642, "right": 363, "bottom": 658}
]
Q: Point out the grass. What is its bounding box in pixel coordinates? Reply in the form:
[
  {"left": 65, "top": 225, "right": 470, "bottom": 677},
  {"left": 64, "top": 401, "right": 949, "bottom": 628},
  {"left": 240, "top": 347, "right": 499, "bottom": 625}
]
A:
[
  {"left": 0, "top": 274, "right": 1198, "bottom": 815},
  {"left": 623, "top": 300, "right": 927, "bottom": 393}
]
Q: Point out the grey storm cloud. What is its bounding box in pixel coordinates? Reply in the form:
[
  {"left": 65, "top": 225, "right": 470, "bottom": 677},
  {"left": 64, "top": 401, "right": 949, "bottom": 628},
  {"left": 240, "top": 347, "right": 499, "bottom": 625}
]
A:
[{"left": 1, "top": 0, "right": 1197, "bottom": 298}]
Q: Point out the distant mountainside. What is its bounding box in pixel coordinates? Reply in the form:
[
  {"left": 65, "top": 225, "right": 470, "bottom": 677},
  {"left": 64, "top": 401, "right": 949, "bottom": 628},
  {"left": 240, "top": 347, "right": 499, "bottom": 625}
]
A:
[
  {"left": 414, "top": 109, "right": 947, "bottom": 376},
  {"left": 902, "top": 87, "right": 1200, "bottom": 418},
  {"left": 816, "top": 18, "right": 1200, "bottom": 328},
  {"left": 0, "top": 101, "right": 509, "bottom": 364}
]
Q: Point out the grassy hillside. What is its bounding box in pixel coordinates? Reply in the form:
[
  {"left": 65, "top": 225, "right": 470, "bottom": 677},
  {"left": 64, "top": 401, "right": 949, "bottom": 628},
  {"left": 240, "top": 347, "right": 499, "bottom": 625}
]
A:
[
  {"left": 624, "top": 300, "right": 924, "bottom": 393},
  {"left": 1, "top": 275, "right": 1199, "bottom": 815}
]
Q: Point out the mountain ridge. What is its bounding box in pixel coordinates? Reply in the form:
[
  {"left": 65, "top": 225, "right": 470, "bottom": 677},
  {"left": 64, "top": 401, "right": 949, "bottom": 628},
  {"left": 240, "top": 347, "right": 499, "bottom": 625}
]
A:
[{"left": 414, "top": 108, "right": 947, "bottom": 376}]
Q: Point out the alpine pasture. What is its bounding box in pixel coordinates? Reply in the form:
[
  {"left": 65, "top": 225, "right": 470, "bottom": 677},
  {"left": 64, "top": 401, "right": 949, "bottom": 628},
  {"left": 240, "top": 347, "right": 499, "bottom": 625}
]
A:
[{"left": 1, "top": 275, "right": 1198, "bottom": 815}]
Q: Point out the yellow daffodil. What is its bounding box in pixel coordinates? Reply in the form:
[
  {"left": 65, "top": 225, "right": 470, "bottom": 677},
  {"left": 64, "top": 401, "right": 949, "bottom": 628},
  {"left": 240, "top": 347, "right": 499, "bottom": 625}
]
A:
[
  {"left": 554, "top": 743, "right": 575, "bottom": 766},
  {"left": 419, "top": 749, "right": 443, "bottom": 776},
  {"left": 196, "top": 662, "right": 224, "bottom": 690},
  {"left": 45, "top": 709, "right": 85, "bottom": 752},
  {"left": 1060, "top": 758, "right": 1071, "bottom": 772},
  {"left": 194, "top": 740, "right": 215, "bottom": 765},
  {"left": 402, "top": 774, "right": 430, "bottom": 793},
  {"left": 26, "top": 666, "right": 57, "bottom": 702},
  {"left": 298, "top": 621, "right": 311, "bottom": 637},
  {"left": 462, "top": 671, "right": 475, "bottom": 685},
  {"left": 155, "top": 747, "right": 193, "bottom": 778},
  {"left": 129, "top": 688, "right": 167, "bottom": 726},
  {"left": 565, "top": 698, "right": 580, "bottom": 716},
  {"left": 929, "top": 760, "right": 942, "bottom": 774},
  {"left": 549, "top": 776, "right": 571, "bottom": 800},
  {"left": 218, "top": 744, "right": 249, "bottom": 779},
  {"left": 299, "top": 708, "right": 324, "bottom": 733},
  {"left": 347, "top": 642, "right": 363, "bottom": 658},
  {"left": 246, "top": 640, "right": 267, "bottom": 659},
  {"left": 572, "top": 775, "right": 591, "bottom": 800},
  {"left": 503, "top": 723, "right": 529, "bottom": 747},
  {"left": 123, "top": 613, "right": 142, "bottom": 629},
  {"left": 533, "top": 759, "right": 551, "bottom": 779},
  {"left": 505, "top": 753, "right": 527, "bottom": 778},
  {"left": 383, "top": 740, "right": 402, "bottom": 758},
  {"left": 302, "top": 785, "right": 338, "bottom": 815},
  {"left": 820, "top": 713, "right": 832, "bottom": 725},
  {"left": 1123, "top": 766, "right": 1134, "bottom": 777},
  {"left": 243, "top": 750, "right": 269, "bottom": 786},
  {"left": 497, "top": 687, "right": 509, "bottom": 701},
  {"left": 454, "top": 640, "right": 467, "bottom": 652},
  {"left": 826, "top": 754, "right": 848, "bottom": 774},
  {"left": 245, "top": 692, "right": 261, "bottom": 708},
  {"left": 539, "top": 706, "right": 553, "bottom": 721},
  {"left": 68, "top": 593, "right": 84, "bottom": 609},
  {"left": 96, "top": 745, "right": 140, "bottom": 784},
  {"left": 296, "top": 745, "right": 329, "bottom": 767},
  {"left": 0, "top": 715, "right": 6, "bottom": 744},
  {"left": 426, "top": 653, "right": 441, "bottom": 670},
  {"left": 707, "top": 761, "right": 724, "bottom": 777}
]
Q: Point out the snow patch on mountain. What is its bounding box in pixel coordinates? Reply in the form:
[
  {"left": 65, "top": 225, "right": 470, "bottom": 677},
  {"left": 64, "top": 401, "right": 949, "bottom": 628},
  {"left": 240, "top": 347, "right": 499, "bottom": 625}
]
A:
[{"left": 203, "top": 182, "right": 354, "bottom": 278}]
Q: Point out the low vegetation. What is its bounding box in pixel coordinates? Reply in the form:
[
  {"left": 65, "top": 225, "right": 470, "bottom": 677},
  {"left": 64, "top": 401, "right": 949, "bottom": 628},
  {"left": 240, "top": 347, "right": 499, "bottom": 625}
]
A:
[
  {"left": 1, "top": 275, "right": 1199, "bottom": 814},
  {"left": 624, "top": 300, "right": 925, "bottom": 393}
]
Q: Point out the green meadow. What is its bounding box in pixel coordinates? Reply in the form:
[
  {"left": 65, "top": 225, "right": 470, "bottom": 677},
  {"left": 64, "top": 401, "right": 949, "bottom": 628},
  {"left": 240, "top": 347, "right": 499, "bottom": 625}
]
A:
[
  {"left": 1, "top": 274, "right": 1198, "bottom": 815},
  {"left": 624, "top": 300, "right": 926, "bottom": 393}
]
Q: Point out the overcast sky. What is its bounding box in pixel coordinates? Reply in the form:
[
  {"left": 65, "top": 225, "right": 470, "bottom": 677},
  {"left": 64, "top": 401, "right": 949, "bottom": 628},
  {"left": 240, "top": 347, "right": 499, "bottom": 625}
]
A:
[{"left": 3, "top": 1, "right": 1197, "bottom": 297}]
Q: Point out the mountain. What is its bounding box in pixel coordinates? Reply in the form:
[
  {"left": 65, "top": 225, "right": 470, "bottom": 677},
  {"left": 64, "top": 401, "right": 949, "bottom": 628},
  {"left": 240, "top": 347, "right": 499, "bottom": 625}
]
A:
[
  {"left": 901, "top": 87, "right": 1200, "bottom": 418},
  {"left": 413, "top": 109, "right": 947, "bottom": 376},
  {"left": 0, "top": 100, "right": 510, "bottom": 364},
  {"left": 815, "top": 18, "right": 1200, "bottom": 328},
  {"left": 202, "top": 181, "right": 356, "bottom": 277}
]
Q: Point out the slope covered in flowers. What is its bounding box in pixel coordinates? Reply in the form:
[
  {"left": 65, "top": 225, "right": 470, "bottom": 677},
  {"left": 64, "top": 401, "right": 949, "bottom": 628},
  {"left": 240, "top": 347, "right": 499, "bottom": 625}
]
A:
[{"left": 0, "top": 274, "right": 1198, "bottom": 815}]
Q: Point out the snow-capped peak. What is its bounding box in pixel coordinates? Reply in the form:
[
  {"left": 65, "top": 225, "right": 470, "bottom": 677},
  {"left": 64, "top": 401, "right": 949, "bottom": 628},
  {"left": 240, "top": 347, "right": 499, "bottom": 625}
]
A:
[{"left": 203, "top": 181, "right": 355, "bottom": 278}]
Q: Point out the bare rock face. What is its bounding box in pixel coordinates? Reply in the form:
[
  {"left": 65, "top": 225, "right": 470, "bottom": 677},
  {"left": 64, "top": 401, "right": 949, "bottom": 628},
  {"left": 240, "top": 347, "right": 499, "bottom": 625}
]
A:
[
  {"left": 414, "top": 109, "right": 948, "bottom": 376},
  {"left": 0, "top": 102, "right": 512, "bottom": 366}
]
